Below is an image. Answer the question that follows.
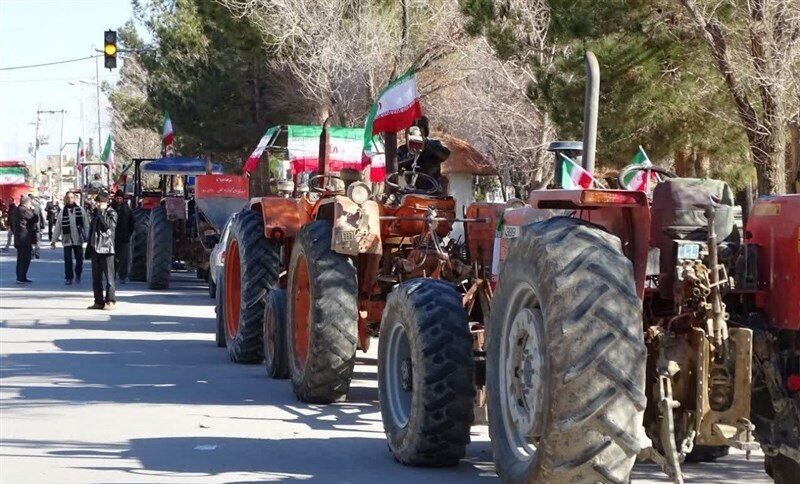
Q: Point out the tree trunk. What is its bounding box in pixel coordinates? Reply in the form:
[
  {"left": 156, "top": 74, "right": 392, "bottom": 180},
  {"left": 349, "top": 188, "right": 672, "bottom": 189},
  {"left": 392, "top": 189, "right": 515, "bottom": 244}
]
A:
[
  {"left": 674, "top": 149, "right": 691, "bottom": 177},
  {"left": 788, "top": 120, "right": 799, "bottom": 194},
  {"left": 751, "top": 121, "right": 786, "bottom": 196}
]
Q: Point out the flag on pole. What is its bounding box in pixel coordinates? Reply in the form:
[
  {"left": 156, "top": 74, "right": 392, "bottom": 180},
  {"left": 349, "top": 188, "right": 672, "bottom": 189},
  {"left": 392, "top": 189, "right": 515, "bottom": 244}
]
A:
[
  {"left": 243, "top": 126, "right": 278, "bottom": 175},
  {"left": 76, "top": 138, "right": 85, "bottom": 172},
  {"left": 560, "top": 154, "right": 594, "bottom": 189},
  {"left": 621, "top": 146, "right": 658, "bottom": 191},
  {"left": 162, "top": 111, "right": 174, "bottom": 153},
  {"left": 362, "top": 70, "right": 422, "bottom": 182},
  {"left": 100, "top": 135, "right": 114, "bottom": 172},
  {"left": 287, "top": 125, "right": 363, "bottom": 174}
]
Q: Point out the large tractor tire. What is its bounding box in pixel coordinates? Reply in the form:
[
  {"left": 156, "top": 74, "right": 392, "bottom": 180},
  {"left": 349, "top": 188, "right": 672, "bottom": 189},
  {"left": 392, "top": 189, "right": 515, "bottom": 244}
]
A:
[
  {"left": 214, "top": 276, "right": 226, "bottom": 348},
  {"left": 146, "top": 206, "right": 173, "bottom": 289},
  {"left": 487, "top": 217, "right": 648, "bottom": 484},
  {"left": 263, "top": 289, "right": 289, "bottom": 379},
  {"left": 765, "top": 453, "right": 800, "bottom": 484},
  {"left": 130, "top": 207, "right": 150, "bottom": 282},
  {"left": 378, "top": 278, "right": 474, "bottom": 466},
  {"left": 286, "top": 220, "right": 358, "bottom": 403},
  {"left": 223, "top": 210, "right": 279, "bottom": 363}
]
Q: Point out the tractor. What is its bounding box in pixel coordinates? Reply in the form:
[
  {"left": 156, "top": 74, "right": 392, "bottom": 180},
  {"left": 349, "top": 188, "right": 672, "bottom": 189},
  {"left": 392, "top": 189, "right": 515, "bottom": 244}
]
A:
[
  {"left": 484, "top": 52, "right": 799, "bottom": 483},
  {"left": 128, "top": 156, "right": 246, "bottom": 290}
]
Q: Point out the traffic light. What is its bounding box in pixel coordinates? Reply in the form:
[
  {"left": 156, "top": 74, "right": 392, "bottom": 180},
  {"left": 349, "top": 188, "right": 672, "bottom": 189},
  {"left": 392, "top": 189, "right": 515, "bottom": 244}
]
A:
[{"left": 104, "top": 30, "right": 117, "bottom": 69}]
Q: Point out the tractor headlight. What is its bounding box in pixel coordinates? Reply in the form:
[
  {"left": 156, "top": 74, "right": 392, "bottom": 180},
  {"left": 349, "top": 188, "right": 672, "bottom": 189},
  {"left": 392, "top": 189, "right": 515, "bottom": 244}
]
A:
[{"left": 347, "top": 182, "right": 371, "bottom": 205}]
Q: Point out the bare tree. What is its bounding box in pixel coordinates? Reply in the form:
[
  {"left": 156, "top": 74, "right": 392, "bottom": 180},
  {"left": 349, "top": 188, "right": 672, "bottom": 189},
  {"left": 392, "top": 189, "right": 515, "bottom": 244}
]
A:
[{"left": 678, "top": 0, "right": 800, "bottom": 194}]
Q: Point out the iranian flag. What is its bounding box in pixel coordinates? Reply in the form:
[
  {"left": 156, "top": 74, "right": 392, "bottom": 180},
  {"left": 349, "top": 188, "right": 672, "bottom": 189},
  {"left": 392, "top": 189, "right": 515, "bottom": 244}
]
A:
[
  {"left": 100, "top": 135, "right": 114, "bottom": 171},
  {"left": 560, "top": 154, "right": 594, "bottom": 189},
  {"left": 621, "top": 146, "right": 658, "bottom": 191},
  {"left": 75, "top": 138, "right": 85, "bottom": 172},
  {"left": 363, "top": 70, "right": 422, "bottom": 182},
  {"left": 162, "top": 111, "right": 174, "bottom": 150},
  {"left": 288, "top": 125, "right": 364, "bottom": 174},
  {"left": 243, "top": 126, "right": 278, "bottom": 174},
  {"left": 0, "top": 166, "right": 25, "bottom": 184}
]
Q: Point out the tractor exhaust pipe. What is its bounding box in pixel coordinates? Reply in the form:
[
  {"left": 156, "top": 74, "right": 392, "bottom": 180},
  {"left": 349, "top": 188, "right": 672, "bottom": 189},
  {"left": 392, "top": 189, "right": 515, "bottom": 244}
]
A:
[{"left": 582, "top": 52, "right": 599, "bottom": 174}]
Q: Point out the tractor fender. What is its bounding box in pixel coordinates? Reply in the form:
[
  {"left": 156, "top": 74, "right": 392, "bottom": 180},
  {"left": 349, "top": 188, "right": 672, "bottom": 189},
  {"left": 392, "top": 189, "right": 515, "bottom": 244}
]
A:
[{"left": 331, "top": 195, "right": 381, "bottom": 256}]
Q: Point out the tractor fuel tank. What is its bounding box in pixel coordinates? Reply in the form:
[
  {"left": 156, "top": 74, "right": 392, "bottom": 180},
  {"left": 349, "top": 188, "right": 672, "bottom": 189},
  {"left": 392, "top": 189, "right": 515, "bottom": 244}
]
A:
[{"left": 746, "top": 195, "right": 800, "bottom": 330}]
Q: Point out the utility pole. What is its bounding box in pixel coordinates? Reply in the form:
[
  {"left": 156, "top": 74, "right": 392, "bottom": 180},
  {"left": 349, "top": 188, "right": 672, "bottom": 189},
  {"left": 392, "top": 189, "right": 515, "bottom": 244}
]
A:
[
  {"left": 95, "top": 55, "right": 102, "bottom": 149},
  {"left": 32, "top": 108, "right": 41, "bottom": 176},
  {"left": 35, "top": 109, "right": 67, "bottom": 197}
]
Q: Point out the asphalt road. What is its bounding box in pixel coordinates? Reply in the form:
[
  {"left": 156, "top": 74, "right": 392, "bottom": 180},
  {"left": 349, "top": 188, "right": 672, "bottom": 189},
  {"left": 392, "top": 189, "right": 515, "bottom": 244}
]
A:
[{"left": 0, "top": 237, "right": 772, "bottom": 483}]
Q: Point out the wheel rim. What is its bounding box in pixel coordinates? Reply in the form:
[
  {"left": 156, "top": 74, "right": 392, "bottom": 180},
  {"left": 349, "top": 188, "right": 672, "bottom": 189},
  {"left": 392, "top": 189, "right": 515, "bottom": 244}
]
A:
[
  {"left": 224, "top": 240, "right": 241, "bottom": 340},
  {"left": 499, "top": 285, "right": 546, "bottom": 463},
  {"left": 291, "top": 254, "right": 311, "bottom": 372},
  {"left": 384, "top": 319, "right": 413, "bottom": 428}
]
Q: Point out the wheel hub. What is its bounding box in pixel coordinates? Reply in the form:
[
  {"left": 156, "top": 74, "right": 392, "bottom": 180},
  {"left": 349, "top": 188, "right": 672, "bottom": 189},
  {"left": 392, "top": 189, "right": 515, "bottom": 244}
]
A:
[
  {"left": 400, "top": 358, "right": 413, "bottom": 391},
  {"left": 502, "top": 306, "right": 545, "bottom": 458}
]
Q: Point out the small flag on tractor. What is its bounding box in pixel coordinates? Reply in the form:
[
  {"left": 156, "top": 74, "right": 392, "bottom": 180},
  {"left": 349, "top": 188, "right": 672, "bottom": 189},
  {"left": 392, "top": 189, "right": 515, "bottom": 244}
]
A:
[
  {"left": 621, "top": 146, "right": 658, "bottom": 191},
  {"left": 162, "top": 111, "right": 174, "bottom": 155},
  {"left": 76, "top": 138, "right": 85, "bottom": 172},
  {"left": 100, "top": 135, "right": 114, "bottom": 172},
  {"left": 242, "top": 126, "right": 277, "bottom": 175},
  {"left": 362, "top": 70, "right": 422, "bottom": 182},
  {"left": 559, "top": 154, "right": 594, "bottom": 189}
]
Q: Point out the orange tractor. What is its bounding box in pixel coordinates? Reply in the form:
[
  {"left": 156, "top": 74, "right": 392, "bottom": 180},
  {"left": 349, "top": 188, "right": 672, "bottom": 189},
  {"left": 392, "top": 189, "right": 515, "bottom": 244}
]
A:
[{"left": 483, "top": 53, "right": 799, "bottom": 483}]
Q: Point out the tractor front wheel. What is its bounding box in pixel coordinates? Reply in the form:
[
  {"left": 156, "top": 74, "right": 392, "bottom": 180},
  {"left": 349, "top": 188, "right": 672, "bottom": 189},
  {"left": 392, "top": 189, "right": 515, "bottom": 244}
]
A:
[
  {"left": 263, "top": 289, "right": 289, "bottom": 379},
  {"left": 146, "top": 205, "right": 173, "bottom": 289},
  {"left": 214, "top": 275, "right": 225, "bottom": 347},
  {"left": 130, "top": 207, "right": 150, "bottom": 282},
  {"left": 223, "top": 210, "right": 279, "bottom": 363},
  {"left": 487, "top": 217, "right": 648, "bottom": 483},
  {"left": 378, "top": 278, "right": 474, "bottom": 466},
  {"left": 286, "top": 221, "right": 358, "bottom": 403}
]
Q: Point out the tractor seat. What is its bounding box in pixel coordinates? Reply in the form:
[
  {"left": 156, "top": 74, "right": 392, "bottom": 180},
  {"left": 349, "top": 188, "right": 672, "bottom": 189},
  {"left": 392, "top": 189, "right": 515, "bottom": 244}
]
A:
[{"left": 651, "top": 178, "right": 738, "bottom": 245}]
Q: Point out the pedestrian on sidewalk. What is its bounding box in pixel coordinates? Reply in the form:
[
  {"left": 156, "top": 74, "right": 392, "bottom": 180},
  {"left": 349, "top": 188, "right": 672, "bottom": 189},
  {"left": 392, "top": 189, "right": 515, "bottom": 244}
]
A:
[
  {"left": 45, "top": 199, "right": 60, "bottom": 241},
  {"left": 86, "top": 192, "right": 118, "bottom": 310},
  {"left": 2, "top": 197, "right": 18, "bottom": 251},
  {"left": 12, "top": 196, "right": 39, "bottom": 284},
  {"left": 111, "top": 190, "right": 134, "bottom": 284},
  {"left": 51, "top": 191, "right": 89, "bottom": 285}
]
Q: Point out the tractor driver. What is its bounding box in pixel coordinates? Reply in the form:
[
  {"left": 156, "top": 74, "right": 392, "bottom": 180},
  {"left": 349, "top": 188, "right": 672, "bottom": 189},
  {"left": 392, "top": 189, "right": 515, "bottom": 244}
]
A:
[{"left": 397, "top": 116, "right": 450, "bottom": 193}]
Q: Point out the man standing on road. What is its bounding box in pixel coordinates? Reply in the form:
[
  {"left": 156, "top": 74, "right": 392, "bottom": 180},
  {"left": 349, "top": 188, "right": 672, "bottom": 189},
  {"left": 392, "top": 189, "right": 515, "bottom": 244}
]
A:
[
  {"left": 111, "top": 190, "right": 134, "bottom": 284},
  {"left": 51, "top": 191, "right": 89, "bottom": 285},
  {"left": 2, "top": 197, "right": 18, "bottom": 251},
  {"left": 12, "top": 196, "right": 39, "bottom": 284},
  {"left": 86, "top": 192, "right": 118, "bottom": 310},
  {"left": 28, "top": 194, "right": 45, "bottom": 259},
  {"left": 45, "top": 199, "right": 60, "bottom": 241}
]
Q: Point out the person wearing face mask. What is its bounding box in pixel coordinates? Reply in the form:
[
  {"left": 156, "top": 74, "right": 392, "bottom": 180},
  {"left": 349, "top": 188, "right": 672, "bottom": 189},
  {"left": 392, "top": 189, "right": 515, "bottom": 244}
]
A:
[
  {"left": 51, "top": 191, "right": 90, "bottom": 285},
  {"left": 86, "top": 192, "right": 118, "bottom": 310}
]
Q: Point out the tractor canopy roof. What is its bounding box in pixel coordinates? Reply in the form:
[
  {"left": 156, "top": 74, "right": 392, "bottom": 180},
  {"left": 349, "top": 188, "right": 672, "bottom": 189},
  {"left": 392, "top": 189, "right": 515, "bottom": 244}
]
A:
[{"left": 142, "top": 156, "right": 223, "bottom": 175}]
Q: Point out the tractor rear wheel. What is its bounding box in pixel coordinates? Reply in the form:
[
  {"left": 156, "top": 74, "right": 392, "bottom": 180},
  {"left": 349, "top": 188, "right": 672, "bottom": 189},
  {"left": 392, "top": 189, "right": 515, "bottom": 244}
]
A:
[
  {"left": 378, "top": 278, "right": 474, "bottom": 466},
  {"left": 487, "top": 216, "right": 647, "bottom": 484},
  {"left": 286, "top": 220, "right": 358, "bottom": 403},
  {"left": 223, "top": 210, "right": 279, "bottom": 363},
  {"left": 214, "top": 276, "right": 225, "bottom": 347},
  {"left": 130, "top": 207, "right": 150, "bottom": 282},
  {"left": 263, "top": 289, "right": 289, "bottom": 379},
  {"left": 146, "top": 205, "right": 173, "bottom": 289}
]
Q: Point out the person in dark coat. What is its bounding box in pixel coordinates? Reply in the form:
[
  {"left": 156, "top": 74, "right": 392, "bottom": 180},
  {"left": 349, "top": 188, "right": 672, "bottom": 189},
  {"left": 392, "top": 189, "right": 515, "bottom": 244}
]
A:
[
  {"left": 111, "top": 190, "right": 134, "bottom": 283},
  {"left": 86, "top": 192, "right": 118, "bottom": 310},
  {"left": 12, "top": 196, "right": 39, "bottom": 284},
  {"left": 3, "top": 197, "right": 18, "bottom": 250},
  {"left": 51, "top": 191, "right": 90, "bottom": 284},
  {"left": 45, "top": 199, "right": 60, "bottom": 240}
]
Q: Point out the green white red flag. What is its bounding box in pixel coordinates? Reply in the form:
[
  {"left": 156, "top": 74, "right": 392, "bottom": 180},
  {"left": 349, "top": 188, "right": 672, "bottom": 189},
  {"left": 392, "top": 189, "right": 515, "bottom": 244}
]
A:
[
  {"left": 287, "top": 125, "right": 364, "bottom": 174},
  {"left": 0, "top": 166, "right": 25, "bottom": 184},
  {"left": 100, "top": 135, "right": 114, "bottom": 171},
  {"left": 162, "top": 111, "right": 174, "bottom": 152},
  {"left": 362, "top": 70, "right": 422, "bottom": 181},
  {"left": 560, "top": 154, "right": 594, "bottom": 189},
  {"left": 621, "top": 146, "right": 658, "bottom": 191},
  {"left": 243, "top": 126, "right": 277, "bottom": 174},
  {"left": 75, "top": 138, "right": 85, "bottom": 172}
]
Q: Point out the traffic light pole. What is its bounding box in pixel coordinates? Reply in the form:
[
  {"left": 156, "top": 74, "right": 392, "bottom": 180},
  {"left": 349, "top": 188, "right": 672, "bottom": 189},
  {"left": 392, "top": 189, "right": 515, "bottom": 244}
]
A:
[{"left": 95, "top": 54, "right": 102, "bottom": 154}]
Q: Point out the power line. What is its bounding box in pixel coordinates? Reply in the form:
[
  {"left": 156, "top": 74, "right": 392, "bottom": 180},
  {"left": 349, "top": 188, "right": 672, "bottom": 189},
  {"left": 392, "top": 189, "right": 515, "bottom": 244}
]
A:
[{"left": 0, "top": 55, "right": 102, "bottom": 71}]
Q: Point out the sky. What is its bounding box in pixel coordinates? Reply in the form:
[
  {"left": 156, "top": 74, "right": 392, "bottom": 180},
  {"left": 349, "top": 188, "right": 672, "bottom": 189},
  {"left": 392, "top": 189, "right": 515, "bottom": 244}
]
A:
[{"left": 0, "top": 0, "right": 136, "bottom": 171}]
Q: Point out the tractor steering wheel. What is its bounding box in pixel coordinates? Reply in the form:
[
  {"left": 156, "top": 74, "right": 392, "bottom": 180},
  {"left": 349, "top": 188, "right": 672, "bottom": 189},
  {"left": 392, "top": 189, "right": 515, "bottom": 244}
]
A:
[
  {"left": 385, "top": 171, "right": 440, "bottom": 195},
  {"left": 308, "top": 174, "right": 345, "bottom": 193},
  {"left": 617, "top": 165, "right": 676, "bottom": 190}
]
